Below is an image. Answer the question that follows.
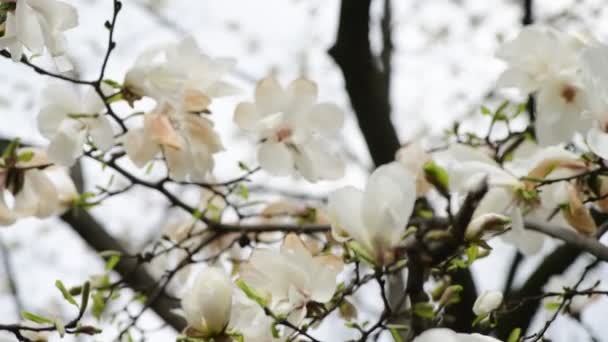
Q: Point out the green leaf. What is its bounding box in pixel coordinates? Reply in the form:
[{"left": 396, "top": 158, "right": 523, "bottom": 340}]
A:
[
  {"left": 480, "top": 106, "right": 492, "bottom": 116},
  {"left": 472, "top": 312, "right": 489, "bottom": 326},
  {"left": 236, "top": 184, "right": 249, "bottom": 199},
  {"left": 105, "top": 254, "right": 121, "bottom": 271},
  {"left": 102, "top": 79, "right": 122, "bottom": 89},
  {"left": 347, "top": 241, "right": 376, "bottom": 266},
  {"left": 17, "top": 151, "right": 34, "bottom": 162},
  {"left": 423, "top": 161, "right": 450, "bottom": 196},
  {"left": 236, "top": 279, "right": 268, "bottom": 307},
  {"left": 389, "top": 326, "right": 404, "bottom": 342},
  {"left": 1, "top": 138, "right": 19, "bottom": 160},
  {"left": 466, "top": 245, "right": 479, "bottom": 266},
  {"left": 55, "top": 280, "right": 79, "bottom": 307},
  {"left": 238, "top": 161, "right": 250, "bottom": 172},
  {"left": 271, "top": 322, "right": 280, "bottom": 338},
  {"left": 91, "top": 291, "right": 106, "bottom": 319},
  {"left": 507, "top": 327, "right": 522, "bottom": 342},
  {"left": 81, "top": 282, "right": 90, "bottom": 311},
  {"left": 134, "top": 292, "right": 147, "bottom": 303},
  {"left": 21, "top": 311, "right": 52, "bottom": 324},
  {"left": 413, "top": 302, "right": 436, "bottom": 319},
  {"left": 543, "top": 301, "right": 562, "bottom": 311}
]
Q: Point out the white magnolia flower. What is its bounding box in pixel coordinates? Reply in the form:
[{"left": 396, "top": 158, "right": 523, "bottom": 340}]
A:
[
  {"left": 0, "top": 0, "right": 78, "bottom": 71},
  {"left": 328, "top": 162, "right": 416, "bottom": 264},
  {"left": 239, "top": 233, "right": 342, "bottom": 325},
  {"left": 413, "top": 328, "right": 501, "bottom": 342},
  {"left": 229, "top": 290, "right": 277, "bottom": 342},
  {"left": 0, "top": 147, "right": 77, "bottom": 225},
  {"left": 496, "top": 25, "right": 591, "bottom": 145},
  {"left": 234, "top": 76, "right": 345, "bottom": 182},
  {"left": 473, "top": 290, "right": 503, "bottom": 316},
  {"left": 181, "top": 267, "right": 232, "bottom": 337},
  {"left": 580, "top": 43, "right": 608, "bottom": 161},
  {"left": 124, "top": 36, "right": 239, "bottom": 109},
  {"left": 37, "top": 84, "right": 114, "bottom": 166},
  {"left": 442, "top": 144, "right": 587, "bottom": 255},
  {"left": 395, "top": 142, "right": 432, "bottom": 195},
  {"left": 122, "top": 103, "right": 223, "bottom": 181}
]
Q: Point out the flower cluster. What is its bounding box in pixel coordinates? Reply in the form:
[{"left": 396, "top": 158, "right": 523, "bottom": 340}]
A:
[
  {"left": 0, "top": 0, "right": 78, "bottom": 70},
  {"left": 3, "top": 2, "right": 608, "bottom": 341}
]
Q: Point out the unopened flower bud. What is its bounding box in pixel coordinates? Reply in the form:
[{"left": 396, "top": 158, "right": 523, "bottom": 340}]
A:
[
  {"left": 473, "top": 290, "right": 503, "bottom": 316},
  {"left": 465, "top": 213, "right": 511, "bottom": 241},
  {"left": 181, "top": 267, "right": 233, "bottom": 338}
]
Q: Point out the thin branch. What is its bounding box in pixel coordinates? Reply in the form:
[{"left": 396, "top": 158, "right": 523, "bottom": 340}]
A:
[
  {"left": 0, "top": 234, "right": 23, "bottom": 317},
  {"left": 526, "top": 222, "right": 608, "bottom": 262}
]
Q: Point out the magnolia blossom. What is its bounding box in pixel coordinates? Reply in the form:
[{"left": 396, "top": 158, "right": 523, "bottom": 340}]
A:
[
  {"left": 0, "top": 0, "right": 77, "bottom": 71},
  {"left": 442, "top": 144, "right": 590, "bottom": 255},
  {"left": 0, "top": 148, "right": 76, "bottom": 225},
  {"left": 234, "top": 76, "right": 345, "bottom": 182},
  {"left": 239, "top": 234, "right": 342, "bottom": 325},
  {"left": 328, "top": 162, "right": 416, "bottom": 264},
  {"left": 580, "top": 43, "right": 608, "bottom": 161},
  {"left": 37, "top": 84, "right": 114, "bottom": 166},
  {"left": 229, "top": 290, "right": 277, "bottom": 342},
  {"left": 124, "top": 36, "right": 239, "bottom": 109},
  {"left": 473, "top": 290, "right": 503, "bottom": 316},
  {"left": 413, "top": 328, "right": 501, "bottom": 342},
  {"left": 496, "top": 25, "right": 591, "bottom": 145},
  {"left": 395, "top": 142, "right": 432, "bottom": 195},
  {"left": 181, "top": 267, "right": 232, "bottom": 337},
  {"left": 122, "top": 103, "right": 223, "bottom": 181}
]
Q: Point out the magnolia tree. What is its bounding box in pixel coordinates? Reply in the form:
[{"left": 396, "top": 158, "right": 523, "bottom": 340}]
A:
[{"left": 1, "top": 0, "right": 608, "bottom": 342}]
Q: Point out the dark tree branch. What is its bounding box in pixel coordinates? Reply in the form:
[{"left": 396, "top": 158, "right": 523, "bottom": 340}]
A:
[
  {"left": 497, "top": 219, "right": 608, "bottom": 339},
  {"left": 60, "top": 210, "right": 185, "bottom": 331},
  {"left": 329, "top": 0, "right": 400, "bottom": 167}
]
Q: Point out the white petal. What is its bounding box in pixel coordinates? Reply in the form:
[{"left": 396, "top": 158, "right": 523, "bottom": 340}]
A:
[
  {"left": 257, "top": 141, "right": 294, "bottom": 176},
  {"left": 122, "top": 128, "right": 159, "bottom": 168},
  {"left": 310, "top": 255, "right": 342, "bottom": 303},
  {"left": 293, "top": 141, "right": 344, "bottom": 182},
  {"left": 286, "top": 78, "right": 317, "bottom": 113},
  {"left": 27, "top": 0, "right": 78, "bottom": 31},
  {"left": 300, "top": 103, "right": 344, "bottom": 137},
  {"left": 535, "top": 109, "right": 591, "bottom": 147},
  {"left": 46, "top": 122, "right": 86, "bottom": 166},
  {"left": 42, "top": 84, "right": 80, "bottom": 111},
  {"left": 87, "top": 116, "right": 114, "bottom": 151},
  {"left": 164, "top": 145, "right": 190, "bottom": 181},
  {"left": 0, "top": 195, "right": 17, "bottom": 226},
  {"left": 362, "top": 163, "right": 416, "bottom": 249},
  {"left": 413, "top": 328, "right": 460, "bottom": 342},
  {"left": 456, "top": 333, "right": 502, "bottom": 342},
  {"left": 473, "top": 291, "right": 503, "bottom": 315},
  {"left": 13, "top": 169, "right": 58, "bottom": 218},
  {"left": 37, "top": 104, "right": 67, "bottom": 138},
  {"left": 496, "top": 68, "right": 537, "bottom": 93},
  {"left": 181, "top": 268, "right": 232, "bottom": 336},
  {"left": 327, "top": 186, "right": 368, "bottom": 244},
  {"left": 587, "top": 126, "right": 608, "bottom": 160},
  {"left": 501, "top": 207, "right": 545, "bottom": 255},
  {"left": 234, "top": 102, "right": 260, "bottom": 131},
  {"left": 255, "top": 76, "right": 285, "bottom": 114},
  {"left": 82, "top": 88, "right": 105, "bottom": 114},
  {"left": 16, "top": 1, "right": 45, "bottom": 54}
]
